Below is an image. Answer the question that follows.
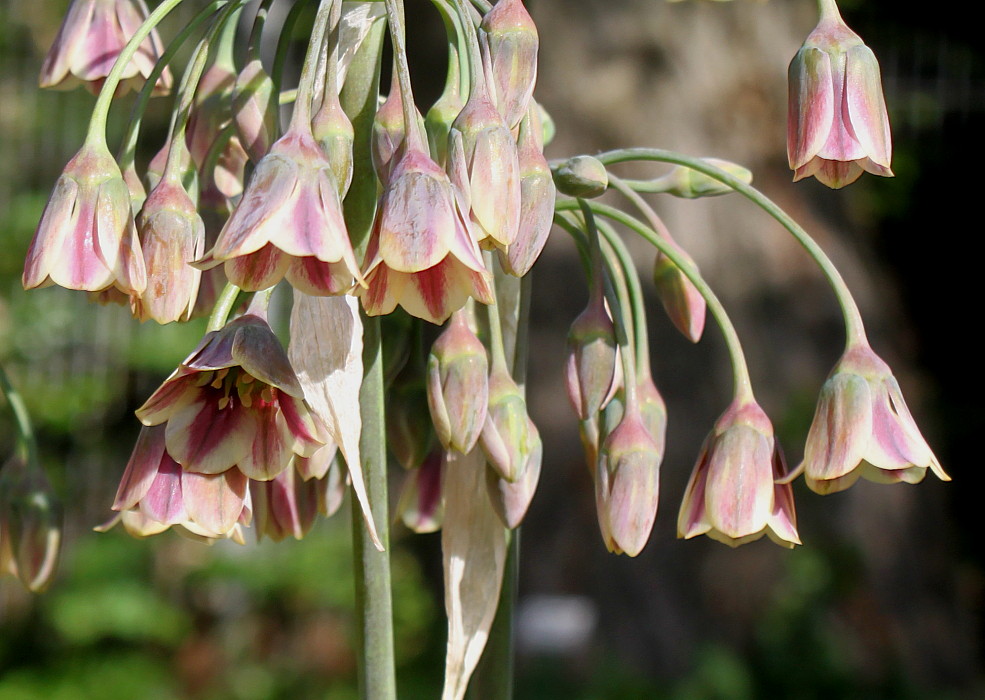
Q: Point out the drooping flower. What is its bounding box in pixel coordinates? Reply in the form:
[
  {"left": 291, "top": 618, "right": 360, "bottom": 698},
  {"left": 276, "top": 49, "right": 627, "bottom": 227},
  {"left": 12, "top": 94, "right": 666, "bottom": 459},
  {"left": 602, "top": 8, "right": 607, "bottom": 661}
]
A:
[
  {"left": 195, "top": 125, "right": 362, "bottom": 296},
  {"left": 802, "top": 343, "right": 949, "bottom": 494},
  {"left": 486, "top": 415, "right": 542, "bottom": 529},
  {"left": 106, "top": 425, "right": 251, "bottom": 543},
  {"left": 480, "top": 366, "right": 537, "bottom": 483},
  {"left": 479, "top": 0, "right": 539, "bottom": 129},
  {"left": 135, "top": 314, "right": 326, "bottom": 481},
  {"left": 677, "top": 400, "right": 800, "bottom": 548},
  {"left": 23, "top": 141, "right": 146, "bottom": 297},
  {"left": 565, "top": 292, "right": 617, "bottom": 421},
  {"left": 359, "top": 148, "right": 494, "bottom": 325},
  {"left": 0, "top": 458, "right": 62, "bottom": 592},
  {"left": 39, "top": 0, "right": 172, "bottom": 95},
  {"left": 787, "top": 0, "right": 892, "bottom": 188}
]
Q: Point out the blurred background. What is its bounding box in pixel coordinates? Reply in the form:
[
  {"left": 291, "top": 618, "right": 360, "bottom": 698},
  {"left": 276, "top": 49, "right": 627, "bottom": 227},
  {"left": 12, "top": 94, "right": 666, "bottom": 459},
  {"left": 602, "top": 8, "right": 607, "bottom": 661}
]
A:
[{"left": 0, "top": 0, "right": 981, "bottom": 698}]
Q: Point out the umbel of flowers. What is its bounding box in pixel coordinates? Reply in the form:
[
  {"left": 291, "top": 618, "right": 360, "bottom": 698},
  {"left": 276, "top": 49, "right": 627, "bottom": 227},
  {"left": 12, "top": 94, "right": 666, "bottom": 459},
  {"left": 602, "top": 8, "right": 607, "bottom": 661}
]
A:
[{"left": 12, "top": 0, "right": 948, "bottom": 697}]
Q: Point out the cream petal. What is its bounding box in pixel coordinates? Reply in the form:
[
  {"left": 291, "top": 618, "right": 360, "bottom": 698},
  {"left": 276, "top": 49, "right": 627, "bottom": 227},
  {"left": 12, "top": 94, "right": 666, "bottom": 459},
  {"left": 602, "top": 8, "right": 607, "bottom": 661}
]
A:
[
  {"left": 845, "top": 44, "right": 892, "bottom": 168},
  {"left": 239, "top": 404, "right": 294, "bottom": 480},
  {"left": 787, "top": 47, "right": 835, "bottom": 170},
  {"left": 182, "top": 468, "right": 248, "bottom": 536},
  {"left": 165, "top": 398, "right": 258, "bottom": 474},
  {"left": 705, "top": 427, "right": 773, "bottom": 539},
  {"left": 223, "top": 243, "right": 291, "bottom": 291},
  {"left": 803, "top": 372, "right": 873, "bottom": 483}
]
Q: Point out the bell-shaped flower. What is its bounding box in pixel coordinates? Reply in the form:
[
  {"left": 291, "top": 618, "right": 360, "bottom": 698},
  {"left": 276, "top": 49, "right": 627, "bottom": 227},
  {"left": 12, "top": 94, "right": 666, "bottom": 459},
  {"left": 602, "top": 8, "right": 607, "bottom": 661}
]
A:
[
  {"left": 195, "top": 125, "right": 362, "bottom": 296},
  {"left": 107, "top": 425, "right": 252, "bottom": 543},
  {"left": 427, "top": 311, "right": 489, "bottom": 453},
  {"left": 359, "top": 148, "right": 494, "bottom": 325},
  {"left": 447, "top": 84, "right": 520, "bottom": 250},
  {"left": 134, "top": 314, "right": 326, "bottom": 481},
  {"left": 802, "top": 343, "right": 949, "bottom": 494},
  {"left": 479, "top": 0, "right": 539, "bottom": 129},
  {"left": 39, "top": 0, "right": 172, "bottom": 95},
  {"left": 250, "top": 465, "right": 321, "bottom": 542},
  {"left": 787, "top": 2, "right": 892, "bottom": 189},
  {"left": 132, "top": 174, "right": 204, "bottom": 324},
  {"left": 500, "top": 105, "right": 555, "bottom": 277},
  {"left": 23, "top": 141, "right": 146, "bottom": 296},
  {"left": 677, "top": 400, "right": 800, "bottom": 548},
  {"left": 595, "top": 406, "right": 661, "bottom": 557}
]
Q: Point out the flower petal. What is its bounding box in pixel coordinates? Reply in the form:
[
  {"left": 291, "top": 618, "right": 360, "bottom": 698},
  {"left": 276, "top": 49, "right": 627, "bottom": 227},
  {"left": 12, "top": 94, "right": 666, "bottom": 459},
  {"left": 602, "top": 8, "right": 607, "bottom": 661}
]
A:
[{"left": 165, "top": 398, "right": 258, "bottom": 474}]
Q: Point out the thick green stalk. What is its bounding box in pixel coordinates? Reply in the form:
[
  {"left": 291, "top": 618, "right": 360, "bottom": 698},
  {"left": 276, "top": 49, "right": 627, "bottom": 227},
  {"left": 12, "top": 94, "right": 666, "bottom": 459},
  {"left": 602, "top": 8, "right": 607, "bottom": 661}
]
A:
[
  {"left": 595, "top": 148, "right": 868, "bottom": 348},
  {"left": 339, "top": 15, "right": 396, "bottom": 700},
  {"left": 206, "top": 282, "right": 242, "bottom": 332}
]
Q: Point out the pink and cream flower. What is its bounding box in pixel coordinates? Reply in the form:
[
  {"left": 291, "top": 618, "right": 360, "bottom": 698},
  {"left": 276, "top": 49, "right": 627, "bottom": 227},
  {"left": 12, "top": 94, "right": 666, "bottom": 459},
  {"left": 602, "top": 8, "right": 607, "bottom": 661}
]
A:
[{"left": 135, "top": 314, "right": 326, "bottom": 481}]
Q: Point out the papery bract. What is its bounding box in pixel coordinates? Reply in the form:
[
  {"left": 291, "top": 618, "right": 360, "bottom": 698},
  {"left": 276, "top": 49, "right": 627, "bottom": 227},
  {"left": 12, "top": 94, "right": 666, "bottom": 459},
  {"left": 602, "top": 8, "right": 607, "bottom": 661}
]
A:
[
  {"left": 135, "top": 314, "right": 325, "bottom": 481},
  {"left": 23, "top": 141, "right": 146, "bottom": 296},
  {"left": 787, "top": 5, "right": 892, "bottom": 189},
  {"left": 677, "top": 400, "right": 800, "bottom": 548},
  {"left": 39, "top": 0, "right": 172, "bottom": 95},
  {"left": 802, "top": 343, "right": 949, "bottom": 494}
]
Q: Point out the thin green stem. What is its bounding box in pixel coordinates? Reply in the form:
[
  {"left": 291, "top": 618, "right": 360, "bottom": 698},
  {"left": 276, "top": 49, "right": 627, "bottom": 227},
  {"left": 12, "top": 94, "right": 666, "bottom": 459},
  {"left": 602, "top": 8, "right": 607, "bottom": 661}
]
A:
[
  {"left": 431, "top": 0, "right": 468, "bottom": 100},
  {"left": 382, "top": 0, "right": 425, "bottom": 150},
  {"left": 469, "top": 0, "right": 492, "bottom": 13},
  {"left": 607, "top": 174, "right": 681, "bottom": 250},
  {"left": 248, "top": 0, "right": 277, "bottom": 60},
  {"left": 0, "top": 364, "right": 41, "bottom": 468},
  {"left": 453, "top": 0, "right": 484, "bottom": 94},
  {"left": 482, "top": 252, "right": 510, "bottom": 374},
  {"left": 558, "top": 198, "right": 755, "bottom": 403},
  {"left": 206, "top": 282, "right": 242, "bottom": 332},
  {"left": 595, "top": 218, "right": 650, "bottom": 379},
  {"left": 597, "top": 148, "right": 868, "bottom": 348},
  {"left": 271, "top": 0, "right": 315, "bottom": 134},
  {"left": 289, "top": 0, "right": 336, "bottom": 128},
  {"left": 116, "top": 1, "right": 226, "bottom": 169},
  {"left": 353, "top": 313, "right": 396, "bottom": 700},
  {"left": 87, "top": 0, "right": 190, "bottom": 147}
]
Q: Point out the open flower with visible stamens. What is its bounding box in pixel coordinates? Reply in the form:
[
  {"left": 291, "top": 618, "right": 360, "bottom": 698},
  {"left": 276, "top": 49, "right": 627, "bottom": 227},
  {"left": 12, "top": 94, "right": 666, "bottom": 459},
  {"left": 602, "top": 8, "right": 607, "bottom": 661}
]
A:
[
  {"left": 135, "top": 314, "right": 326, "bottom": 481},
  {"left": 359, "top": 148, "right": 493, "bottom": 325},
  {"left": 106, "top": 425, "right": 251, "bottom": 543},
  {"left": 195, "top": 126, "right": 362, "bottom": 296},
  {"left": 39, "top": 0, "right": 172, "bottom": 95}
]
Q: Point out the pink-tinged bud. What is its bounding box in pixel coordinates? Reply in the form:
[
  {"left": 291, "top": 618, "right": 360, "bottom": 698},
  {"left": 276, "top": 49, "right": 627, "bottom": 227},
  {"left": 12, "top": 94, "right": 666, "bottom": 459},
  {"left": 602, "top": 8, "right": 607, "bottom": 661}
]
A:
[
  {"left": 479, "top": 368, "right": 536, "bottom": 483},
  {"left": 372, "top": 71, "right": 425, "bottom": 183},
  {"left": 660, "top": 158, "right": 753, "bottom": 199},
  {"left": 105, "top": 424, "right": 252, "bottom": 542},
  {"left": 196, "top": 125, "right": 362, "bottom": 296},
  {"left": 39, "top": 0, "right": 172, "bottom": 95},
  {"left": 134, "top": 314, "right": 326, "bottom": 481},
  {"left": 427, "top": 312, "right": 489, "bottom": 453},
  {"left": 486, "top": 416, "right": 542, "bottom": 528},
  {"left": 359, "top": 148, "right": 494, "bottom": 325},
  {"left": 388, "top": 371, "right": 436, "bottom": 471},
  {"left": 396, "top": 451, "right": 444, "bottom": 533},
  {"left": 553, "top": 155, "right": 608, "bottom": 198},
  {"left": 312, "top": 90, "right": 355, "bottom": 198},
  {"left": 500, "top": 105, "right": 555, "bottom": 277},
  {"left": 595, "top": 409, "right": 661, "bottom": 557},
  {"left": 802, "top": 344, "right": 949, "bottom": 494},
  {"left": 233, "top": 60, "right": 278, "bottom": 163},
  {"left": 677, "top": 400, "right": 800, "bottom": 548},
  {"left": 447, "top": 87, "right": 521, "bottom": 250},
  {"left": 787, "top": 5, "right": 892, "bottom": 189},
  {"left": 132, "top": 176, "right": 205, "bottom": 324},
  {"left": 250, "top": 465, "right": 320, "bottom": 541},
  {"left": 479, "top": 0, "right": 539, "bottom": 129},
  {"left": 637, "top": 374, "right": 668, "bottom": 461},
  {"left": 652, "top": 244, "right": 706, "bottom": 343},
  {"left": 565, "top": 294, "right": 617, "bottom": 420},
  {"left": 23, "top": 142, "right": 146, "bottom": 296},
  {"left": 187, "top": 64, "right": 248, "bottom": 199},
  {"left": 0, "top": 461, "right": 62, "bottom": 593}
]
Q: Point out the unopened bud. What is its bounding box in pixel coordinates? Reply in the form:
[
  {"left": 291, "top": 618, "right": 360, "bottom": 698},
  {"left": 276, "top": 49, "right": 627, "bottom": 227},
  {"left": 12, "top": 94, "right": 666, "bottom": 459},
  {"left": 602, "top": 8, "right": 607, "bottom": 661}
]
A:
[
  {"left": 595, "top": 409, "right": 661, "bottom": 557},
  {"left": 553, "top": 155, "right": 608, "bottom": 198},
  {"left": 652, "top": 245, "right": 706, "bottom": 343},
  {"left": 660, "top": 158, "right": 752, "bottom": 198},
  {"left": 396, "top": 451, "right": 444, "bottom": 533},
  {"left": 565, "top": 293, "right": 617, "bottom": 420},
  {"left": 427, "top": 312, "right": 489, "bottom": 453},
  {"left": 486, "top": 417, "right": 542, "bottom": 528},
  {"left": 232, "top": 59, "right": 278, "bottom": 163},
  {"left": 480, "top": 368, "right": 536, "bottom": 482},
  {"left": 479, "top": 0, "right": 539, "bottom": 129},
  {"left": 0, "top": 461, "right": 62, "bottom": 593},
  {"left": 312, "top": 91, "right": 354, "bottom": 198}
]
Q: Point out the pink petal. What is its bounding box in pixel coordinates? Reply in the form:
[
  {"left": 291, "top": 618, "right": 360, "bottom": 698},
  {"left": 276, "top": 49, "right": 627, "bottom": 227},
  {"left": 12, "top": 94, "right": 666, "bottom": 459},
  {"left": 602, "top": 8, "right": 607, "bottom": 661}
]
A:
[
  {"left": 223, "top": 243, "right": 291, "bottom": 291},
  {"left": 787, "top": 47, "right": 835, "bottom": 170},
  {"left": 813, "top": 159, "right": 864, "bottom": 189},
  {"left": 113, "top": 425, "right": 170, "bottom": 510},
  {"left": 182, "top": 468, "right": 248, "bottom": 536},
  {"left": 165, "top": 398, "right": 258, "bottom": 474},
  {"left": 238, "top": 403, "right": 293, "bottom": 480},
  {"left": 705, "top": 427, "right": 773, "bottom": 539},
  {"left": 139, "top": 458, "right": 187, "bottom": 524},
  {"left": 677, "top": 441, "right": 712, "bottom": 539},
  {"left": 278, "top": 394, "right": 325, "bottom": 456},
  {"left": 803, "top": 372, "right": 872, "bottom": 482},
  {"left": 286, "top": 257, "right": 355, "bottom": 296},
  {"left": 845, "top": 44, "right": 892, "bottom": 169},
  {"left": 136, "top": 375, "right": 199, "bottom": 425}
]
